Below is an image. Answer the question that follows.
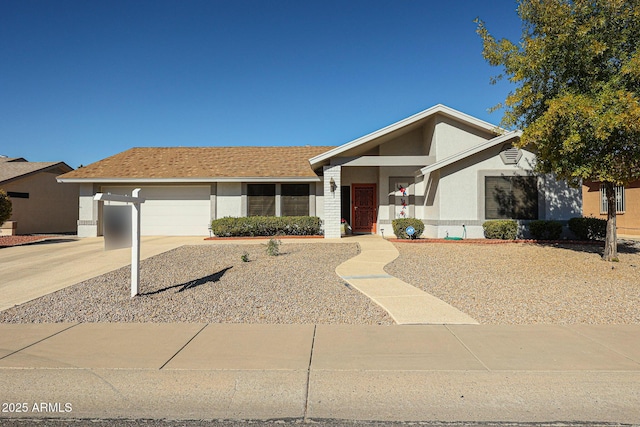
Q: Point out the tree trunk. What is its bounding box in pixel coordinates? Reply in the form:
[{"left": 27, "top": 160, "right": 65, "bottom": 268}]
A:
[{"left": 602, "top": 181, "right": 618, "bottom": 261}]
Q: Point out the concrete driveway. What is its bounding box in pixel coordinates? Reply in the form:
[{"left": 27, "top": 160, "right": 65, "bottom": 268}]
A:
[{"left": 0, "top": 236, "right": 208, "bottom": 311}]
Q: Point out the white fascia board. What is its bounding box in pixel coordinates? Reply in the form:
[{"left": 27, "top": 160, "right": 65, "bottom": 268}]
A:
[
  {"left": 94, "top": 192, "right": 146, "bottom": 203},
  {"left": 330, "top": 155, "right": 435, "bottom": 167},
  {"left": 309, "top": 104, "right": 505, "bottom": 167},
  {"left": 57, "top": 177, "right": 321, "bottom": 184},
  {"left": 419, "top": 130, "right": 522, "bottom": 176}
]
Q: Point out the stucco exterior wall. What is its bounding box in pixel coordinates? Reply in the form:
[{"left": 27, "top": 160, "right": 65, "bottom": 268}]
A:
[
  {"left": 583, "top": 180, "right": 640, "bottom": 236},
  {"left": 438, "top": 144, "right": 513, "bottom": 222},
  {"left": 540, "top": 175, "right": 582, "bottom": 220},
  {"left": 216, "top": 182, "right": 242, "bottom": 218},
  {"left": 378, "top": 128, "right": 425, "bottom": 156},
  {"left": 433, "top": 116, "right": 494, "bottom": 159},
  {"left": 431, "top": 147, "right": 562, "bottom": 239},
  {"left": 4, "top": 172, "right": 78, "bottom": 234},
  {"left": 77, "top": 183, "right": 99, "bottom": 237},
  {"left": 378, "top": 165, "right": 419, "bottom": 225}
]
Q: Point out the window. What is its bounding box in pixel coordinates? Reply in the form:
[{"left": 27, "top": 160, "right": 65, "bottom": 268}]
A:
[
  {"left": 485, "top": 175, "right": 538, "bottom": 220},
  {"left": 247, "top": 184, "right": 275, "bottom": 216},
  {"left": 281, "top": 184, "right": 309, "bottom": 216},
  {"left": 600, "top": 184, "right": 625, "bottom": 213}
]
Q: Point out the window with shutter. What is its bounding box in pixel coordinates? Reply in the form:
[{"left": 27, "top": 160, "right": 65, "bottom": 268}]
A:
[
  {"left": 281, "top": 184, "right": 309, "bottom": 216},
  {"left": 485, "top": 176, "right": 538, "bottom": 220},
  {"left": 247, "top": 184, "right": 275, "bottom": 216}
]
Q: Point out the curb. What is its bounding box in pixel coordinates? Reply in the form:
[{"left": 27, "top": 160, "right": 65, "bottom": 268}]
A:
[
  {"left": 205, "top": 235, "right": 324, "bottom": 241},
  {"left": 389, "top": 238, "right": 605, "bottom": 245}
]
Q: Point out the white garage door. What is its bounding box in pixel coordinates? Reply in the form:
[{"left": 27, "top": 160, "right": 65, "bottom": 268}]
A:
[{"left": 101, "top": 186, "right": 211, "bottom": 236}]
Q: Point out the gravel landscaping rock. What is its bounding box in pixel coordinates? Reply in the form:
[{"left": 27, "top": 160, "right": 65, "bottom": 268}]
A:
[
  {"left": 0, "top": 235, "right": 58, "bottom": 247},
  {"left": 385, "top": 240, "right": 640, "bottom": 325},
  {"left": 0, "top": 243, "right": 393, "bottom": 325}
]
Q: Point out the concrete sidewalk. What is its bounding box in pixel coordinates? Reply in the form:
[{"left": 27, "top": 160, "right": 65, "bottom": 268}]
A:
[
  {"left": 337, "top": 235, "right": 478, "bottom": 324},
  {"left": 0, "top": 323, "right": 639, "bottom": 423}
]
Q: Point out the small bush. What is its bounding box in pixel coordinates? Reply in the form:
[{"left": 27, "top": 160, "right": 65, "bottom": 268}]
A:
[
  {"left": 210, "top": 216, "right": 321, "bottom": 237},
  {"left": 483, "top": 220, "right": 518, "bottom": 240},
  {"left": 264, "top": 238, "right": 281, "bottom": 256},
  {"left": 0, "top": 189, "right": 12, "bottom": 226},
  {"left": 568, "top": 216, "right": 606, "bottom": 240},
  {"left": 392, "top": 218, "right": 424, "bottom": 239},
  {"left": 240, "top": 251, "right": 250, "bottom": 262},
  {"left": 528, "top": 220, "right": 563, "bottom": 240}
]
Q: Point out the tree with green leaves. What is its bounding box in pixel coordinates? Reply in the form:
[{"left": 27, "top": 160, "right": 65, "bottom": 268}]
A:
[
  {"left": 477, "top": 0, "right": 640, "bottom": 261},
  {"left": 0, "top": 189, "right": 12, "bottom": 226}
]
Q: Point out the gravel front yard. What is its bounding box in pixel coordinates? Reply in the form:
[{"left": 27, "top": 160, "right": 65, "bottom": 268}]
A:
[
  {"left": 3, "top": 239, "right": 639, "bottom": 325},
  {"left": 0, "top": 243, "right": 393, "bottom": 325},
  {"left": 385, "top": 241, "right": 640, "bottom": 325}
]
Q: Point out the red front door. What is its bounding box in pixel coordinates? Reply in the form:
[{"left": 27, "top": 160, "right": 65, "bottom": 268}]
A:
[{"left": 352, "top": 184, "right": 377, "bottom": 233}]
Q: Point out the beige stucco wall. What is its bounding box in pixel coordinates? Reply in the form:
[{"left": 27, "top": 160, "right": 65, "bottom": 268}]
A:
[
  {"left": 583, "top": 180, "right": 640, "bottom": 236},
  {"left": 3, "top": 172, "right": 78, "bottom": 234},
  {"left": 433, "top": 116, "right": 495, "bottom": 159},
  {"left": 216, "top": 182, "right": 242, "bottom": 218},
  {"left": 341, "top": 167, "right": 378, "bottom": 187},
  {"left": 378, "top": 127, "right": 426, "bottom": 156},
  {"left": 438, "top": 144, "right": 530, "bottom": 221}
]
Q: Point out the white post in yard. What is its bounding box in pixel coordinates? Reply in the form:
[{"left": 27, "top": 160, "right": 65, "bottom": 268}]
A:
[
  {"left": 94, "top": 189, "right": 145, "bottom": 297},
  {"left": 131, "top": 188, "right": 141, "bottom": 297}
]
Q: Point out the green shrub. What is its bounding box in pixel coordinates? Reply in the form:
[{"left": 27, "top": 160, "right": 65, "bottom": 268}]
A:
[
  {"left": 568, "top": 216, "right": 606, "bottom": 240},
  {"left": 210, "top": 216, "right": 322, "bottom": 237},
  {"left": 0, "top": 189, "right": 12, "bottom": 226},
  {"left": 392, "top": 218, "right": 424, "bottom": 239},
  {"left": 482, "top": 220, "right": 518, "bottom": 240},
  {"left": 264, "top": 238, "right": 281, "bottom": 256},
  {"left": 527, "top": 220, "right": 563, "bottom": 240}
]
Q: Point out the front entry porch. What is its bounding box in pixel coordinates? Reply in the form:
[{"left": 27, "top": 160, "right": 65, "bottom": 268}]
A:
[{"left": 322, "top": 163, "right": 419, "bottom": 238}]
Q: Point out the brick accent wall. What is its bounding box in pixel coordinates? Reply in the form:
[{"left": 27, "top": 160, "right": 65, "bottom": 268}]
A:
[{"left": 323, "top": 165, "right": 342, "bottom": 238}]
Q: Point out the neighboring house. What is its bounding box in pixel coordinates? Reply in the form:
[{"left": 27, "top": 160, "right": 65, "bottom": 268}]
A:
[
  {"left": 57, "top": 104, "right": 581, "bottom": 238},
  {"left": 0, "top": 156, "right": 79, "bottom": 234},
  {"left": 582, "top": 180, "right": 640, "bottom": 236}
]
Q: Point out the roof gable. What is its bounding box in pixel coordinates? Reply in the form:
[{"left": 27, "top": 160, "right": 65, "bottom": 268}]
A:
[
  {"left": 0, "top": 161, "right": 73, "bottom": 184},
  {"left": 419, "top": 130, "right": 523, "bottom": 177},
  {"left": 310, "top": 104, "right": 504, "bottom": 167}
]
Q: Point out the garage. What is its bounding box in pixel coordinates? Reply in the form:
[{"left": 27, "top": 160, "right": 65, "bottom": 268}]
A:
[{"left": 100, "top": 186, "right": 211, "bottom": 236}]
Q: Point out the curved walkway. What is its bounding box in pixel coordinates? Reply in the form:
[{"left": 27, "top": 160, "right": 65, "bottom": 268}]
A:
[{"left": 336, "top": 235, "right": 478, "bottom": 325}]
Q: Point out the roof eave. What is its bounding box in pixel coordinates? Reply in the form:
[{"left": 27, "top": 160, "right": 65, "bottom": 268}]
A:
[
  {"left": 57, "top": 176, "right": 322, "bottom": 184},
  {"left": 419, "top": 130, "right": 523, "bottom": 176}
]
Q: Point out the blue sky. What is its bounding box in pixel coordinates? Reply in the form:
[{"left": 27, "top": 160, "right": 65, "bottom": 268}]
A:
[{"left": 1, "top": 0, "right": 522, "bottom": 168}]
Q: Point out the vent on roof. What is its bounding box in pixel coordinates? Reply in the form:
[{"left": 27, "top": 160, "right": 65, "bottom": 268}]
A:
[{"left": 500, "top": 144, "right": 522, "bottom": 165}]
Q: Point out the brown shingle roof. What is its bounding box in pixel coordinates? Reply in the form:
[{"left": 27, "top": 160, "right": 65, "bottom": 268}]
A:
[
  {"left": 58, "top": 146, "right": 336, "bottom": 180},
  {"left": 1, "top": 161, "right": 72, "bottom": 183}
]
